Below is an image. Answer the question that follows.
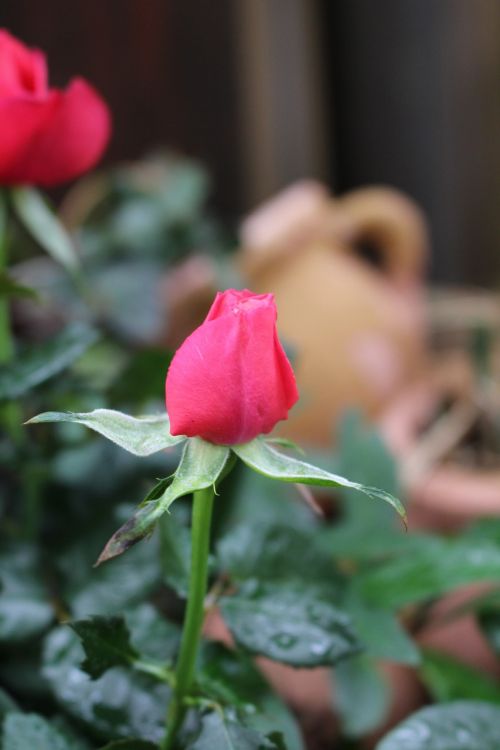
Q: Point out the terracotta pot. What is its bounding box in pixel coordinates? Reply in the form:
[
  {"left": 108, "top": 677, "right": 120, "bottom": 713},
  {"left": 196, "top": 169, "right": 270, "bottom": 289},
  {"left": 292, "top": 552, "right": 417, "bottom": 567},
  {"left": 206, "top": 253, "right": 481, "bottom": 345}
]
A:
[
  {"left": 379, "top": 357, "right": 500, "bottom": 530},
  {"left": 239, "top": 182, "right": 429, "bottom": 446}
]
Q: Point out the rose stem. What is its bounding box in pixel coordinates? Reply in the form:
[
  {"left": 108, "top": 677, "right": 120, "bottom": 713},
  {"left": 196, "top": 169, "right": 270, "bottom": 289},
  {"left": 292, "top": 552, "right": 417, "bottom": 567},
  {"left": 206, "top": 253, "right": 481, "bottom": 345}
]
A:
[{"left": 162, "top": 485, "right": 215, "bottom": 750}]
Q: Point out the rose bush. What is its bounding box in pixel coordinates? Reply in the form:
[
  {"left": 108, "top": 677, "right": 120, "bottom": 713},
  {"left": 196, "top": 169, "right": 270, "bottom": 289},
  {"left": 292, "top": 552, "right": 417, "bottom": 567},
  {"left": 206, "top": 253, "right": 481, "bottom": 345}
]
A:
[
  {"left": 165, "top": 288, "right": 299, "bottom": 444},
  {"left": 0, "top": 29, "right": 110, "bottom": 185}
]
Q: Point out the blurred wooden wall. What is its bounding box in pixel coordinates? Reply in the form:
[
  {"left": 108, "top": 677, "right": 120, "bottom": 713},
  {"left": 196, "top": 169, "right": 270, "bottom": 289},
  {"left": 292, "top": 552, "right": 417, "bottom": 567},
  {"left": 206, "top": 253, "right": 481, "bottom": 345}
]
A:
[{"left": 1, "top": 0, "right": 243, "bottom": 216}]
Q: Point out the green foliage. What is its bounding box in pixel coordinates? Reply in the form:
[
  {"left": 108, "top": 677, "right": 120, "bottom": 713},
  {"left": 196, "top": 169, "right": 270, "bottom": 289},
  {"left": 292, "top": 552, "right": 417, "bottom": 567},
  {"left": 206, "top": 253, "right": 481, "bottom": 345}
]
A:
[
  {"left": 185, "top": 710, "right": 283, "bottom": 750},
  {"left": 420, "top": 649, "right": 500, "bottom": 704},
  {"left": 356, "top": 535, "right": 500, "bottom": 608},
  {"left": 11, "top": 187, "right": 79, "bottom": 272},
  {"left": 0, "top": 545, "right": 53, "bottom": 643},
  {"left": 42, "top": 619, "right": 172, "bottom": 743},
  {"left": 2, "top": 713, "right": 84, "bottom": 750},
  {"left": 69, "top": 616, "right": 140, "bottom": 679},
  {"left": 0, "top": 322, "right": 99, "bottom": 401},
  {"left": 376, "top": 701, "right": 500, "bottom": 750},
  {"left": 222, "top": 579, "right": 361, "bottom": 667},
  {"left": 335, "top": 655, "right": 390, "bottom": 738}
]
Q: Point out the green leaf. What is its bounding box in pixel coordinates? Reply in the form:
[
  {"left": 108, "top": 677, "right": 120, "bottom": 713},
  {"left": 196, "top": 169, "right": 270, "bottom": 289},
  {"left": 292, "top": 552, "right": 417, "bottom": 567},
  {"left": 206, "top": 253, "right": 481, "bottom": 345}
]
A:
[
  {"left": 0, "top": 322, "right": 99, "bottom": 401},
  {"left": 0, "top": 686, "right": 18, "bottom": 719},
  {"left": 0, "top": 271, "right": 37, "bottom": 299},
  {"left": 221, "top": 580, "right": 361, "bottom": 667},
  {"left": 99, "top": 742, "right": 158, "bottom": 749},
  {"left": 199, "top": 643, "right": 304, "bottom": 750},
  {"left": 420, "top": 649, "right": 500, "bottom": 704},
  {"left": 27, "top": 408, "right": 184, "bottom": 456},
  {"left": 185, "top": 711, "right": 282, "bottom": 750},
  {"left": 343, "top": 592, "right": 420, "bottom": 665},
  {"left": 356, "top": 536, "right": 500, "bottom": 609},
  {"left": 2, "top": 713, "right": 78, "bottom": 750},
  {"left": 335, "top": 655, "right": 390, "bottom": 737},
  {"left": 64, "top": 526, "right": 163, "bottom": 618},
  {"left": 97, "top": 439, "right": 230, "bottom": 562},
  {"left": 69, "top": 616, "right": 140, "bottom": 679},
  {"left": 43, "top": 610, "right": 173, "bottom": 743},
  {"left": 233, "top": 437, "right": 406, "bottom": 521},
  {"left": 0, "top": 545, "right": 53, "bottom": 643},
  {"left": 376, "top": 701, "right": 500, "bottom": 750},
  {"left": 217, "top": 521, "right": 341, "bottom": 590},
  {"left": 11, "top": 187, "right": 79, "bottom": 272},
  {"left": 159, "top": 508, "right": 191, "bottom": 597}
]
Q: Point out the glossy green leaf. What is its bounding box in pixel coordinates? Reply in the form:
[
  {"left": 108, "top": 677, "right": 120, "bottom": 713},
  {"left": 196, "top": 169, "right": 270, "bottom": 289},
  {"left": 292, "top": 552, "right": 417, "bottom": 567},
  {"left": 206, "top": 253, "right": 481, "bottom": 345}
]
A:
[
  {"left": 0, "top": 271, "right": 37, "bottom": 299},
  {"left": 186, "top": 711, "right": 283, "bottom": 750},
  {"left": 335, "top": 655, "right": 390, "bottom": 737},
  {"left": 97, "top": 439, "right": 230, "bottom": 562},
  {"left": 217, "top": 521, "right": 341, "bottom": 591},
  {"left": 420, "top": 649, "right": 500, "bottom": 704},
  {"left": 357, "top": 536, "right": 500, "bottom": 608},
  {"left": 99, "top": 742, "right": 158, "bottom": 750},
  {"left": 27, "top": 408, "right": 183, "bottom": 456},
  {"left": 0, "top": 546, "right": 53, "bottom": 643},
  {"left": 2, "top": 713, "right": 78, "bottom": 750},
  {"left": 69, "top": 616, "right": 139, "bottom": 679},
  {"left": 43, "top": 610, "right": 173, "bottom": 743},
  {"left": 221, "top": 580, "right": 361, "bottom": 667},
  {"left": 233, "top": 437, "right": 406, "bottom": 520},
  {"left": 11, "top": 187, "right": 79, "bottom": 272},
  {"left": 199, "top": 643, "right": 304, "bottom": 750},
  {"left": 0, "top": 322, "right": 99, "bottom": 401},
  {"left": 479, "top": 607, "right": 500, "bottom": 655},
  {"left": 343, "top": 593, "right": 420, "bottom": 665},
  {"left": 376, "top": 701, "right": 500, "bottom": 750},
  {"left": 158, "top": 509, "right": 191, "bottom": 597}
]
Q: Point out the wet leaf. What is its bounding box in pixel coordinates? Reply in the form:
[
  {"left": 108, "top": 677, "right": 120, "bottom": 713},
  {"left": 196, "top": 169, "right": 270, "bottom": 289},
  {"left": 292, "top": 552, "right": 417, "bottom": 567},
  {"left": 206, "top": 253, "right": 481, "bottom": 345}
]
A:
[
  {"left": 43, "top": 609, "right": 174, "bottom": 743},
  {"left": 2, "top": 713, "right": 81, "bottom": 750},
  {"left": 199, "top": 643, "right": 304, "bottom": 750},
  {"left": 185, "top": 711, "right": 283, "bottom": 750},
  {"left": 221, "top": 580, "right": 361, "bottom": 667},
  {"left": 376, "top": 701, "right": 500, "bottom": 750}
]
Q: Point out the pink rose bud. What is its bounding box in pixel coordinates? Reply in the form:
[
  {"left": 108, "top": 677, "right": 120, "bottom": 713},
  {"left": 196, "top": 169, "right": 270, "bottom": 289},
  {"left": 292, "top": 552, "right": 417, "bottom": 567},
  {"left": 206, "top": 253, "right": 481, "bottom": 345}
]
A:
[
  {"left": 0, "top": 29, "right": 111, "bottom": 186},
  {"left": 165, "top": 289, "right": 299, "bottom": 445}
]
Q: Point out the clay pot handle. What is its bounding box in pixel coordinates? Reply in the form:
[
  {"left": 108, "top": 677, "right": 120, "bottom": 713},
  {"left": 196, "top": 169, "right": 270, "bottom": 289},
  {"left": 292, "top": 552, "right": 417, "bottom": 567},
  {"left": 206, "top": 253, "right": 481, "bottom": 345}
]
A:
[{"left": 332, "top": 187, "right": 429, "bottom": 286}]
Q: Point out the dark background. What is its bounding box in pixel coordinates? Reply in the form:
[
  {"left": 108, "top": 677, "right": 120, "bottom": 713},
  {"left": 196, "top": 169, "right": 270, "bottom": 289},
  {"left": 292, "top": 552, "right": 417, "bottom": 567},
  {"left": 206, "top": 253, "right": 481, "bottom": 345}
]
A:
[{"left": 3, "top": 0, "right": 500, "bottom": 284}]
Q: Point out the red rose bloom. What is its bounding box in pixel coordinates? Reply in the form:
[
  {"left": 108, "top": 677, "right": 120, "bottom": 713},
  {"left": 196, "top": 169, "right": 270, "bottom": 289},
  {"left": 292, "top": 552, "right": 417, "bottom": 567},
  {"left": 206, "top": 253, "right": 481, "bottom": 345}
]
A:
[
  {"left": 0, "top": 29, "right": 110, "bottom": 186},
  {"left": 165, "top": 289, "right": 299, "bottom": 445}
]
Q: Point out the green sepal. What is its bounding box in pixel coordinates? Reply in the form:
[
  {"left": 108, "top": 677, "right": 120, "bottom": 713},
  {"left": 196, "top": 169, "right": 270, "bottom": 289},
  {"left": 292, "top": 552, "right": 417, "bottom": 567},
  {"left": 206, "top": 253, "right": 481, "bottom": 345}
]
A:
[
  {"left": 26, "top": 408, "right": 184, "bottom": 456},
  {"left": 97, "top": 438, "right": 231, "bottom": 564},
  {"left": 233, "top": 437, "right": 406, "bottom": 521},
  {"left": 10, "top": 187, "right": 79, "bottom": 273}
]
